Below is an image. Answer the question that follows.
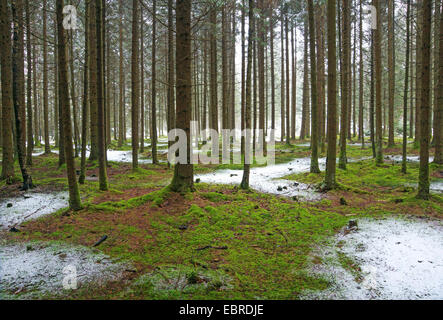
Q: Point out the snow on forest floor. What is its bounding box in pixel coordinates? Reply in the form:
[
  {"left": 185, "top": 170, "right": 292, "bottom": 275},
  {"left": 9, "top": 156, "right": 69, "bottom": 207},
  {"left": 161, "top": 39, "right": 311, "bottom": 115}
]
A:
[
  {"left": 0, "top": 240, "right": 128, "bottom": 299},
  {"left": 196, "top": 155, "right": 443, "bottom": 199},
  {"left": 0, "top": 192, "right": 68, "bottom": 230},
  {"left": 302, "top": 217, "right": 443, "bottom": 300}
]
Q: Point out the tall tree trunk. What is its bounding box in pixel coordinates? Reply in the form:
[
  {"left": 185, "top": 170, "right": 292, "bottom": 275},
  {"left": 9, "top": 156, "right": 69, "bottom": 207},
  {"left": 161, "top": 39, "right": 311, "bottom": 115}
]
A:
[
  {"left": 0, "top": 0, "right": 15, "bottom": 182},
  {"left": 69, "top": 30, "right": 79, "bottom": 158},
  {"left": 79, "top": 1, "right": 90, "bottom": 185},
  {"left": 339, "top": 0, "right": 350, "bottom": 169},
  {"left": 132, "top": 0, "right": 140, "bottom": 169},
  {"left": 307, "top": 0, "right": 319, "bottom": 173},
  {"left": 402, "top": 0, "right": 411, "bottom": 174},
  {"left": 415, "top": 1, "right": 423, "bottom": 147},
  {"left": 291, "top": 22, "right": 297, "bottom": 141},
  {"left": 280, "top": 6, "right": 285, "bottom": 142},
  {"left": 285, "top": 16, "right": 290, "bottom": 145},
  {"left": 434, "top": 0, "right": 443, "bottom": 164},
  {"left": 210, "top": 5, "right": 218, "bottom": 133},
  {"left": 300, "top": 19, "right": 308, "bottom": 140},
  {"left": 370, "top": 31, "right": 376, "bottom": 158},
  {"left": 12, "top": 0, "right": 32, "bottom": 190},
  {"left": 324, "top": 0, "right": 337, "bottom": 190},
  {"left": 374, "top": 0, "right": 384, "bottom": 165},
  {"left": 258, "top": 0, "right": 266, "bottom": 154},
  {"left": 316, "top": 4, "right": 325, "bottom": 151},
  {"left": 140, "top": 7, "right": 145, "bottom": 153},
  {"left": 170, "top": 0, "right": 194, "bottom": 193},
  {"left": 88, "top": 0, "right": 98, "bottom": 161},
  {"left": 269, "top": 6, "right": 275, "bottom": 141},
  {"left": 56, "top": 0, "right": 81, "bottom": 210},
  {"left": 25, "top": 0, "right": 33, "bottom": 166},
  {"left": 151, "top": 0, "right": 158, "bottom": 164},
  {"left": 241, "top": 0, "right": 254, "bottom": 190},
  {"left": 432, "top": 0, "right": 441, "bottom": 146},
  {"left": 417, "top": 0, "right": 432, "bottom": 200},
  {"left": 96, "top": 0, "right": 108, "bottom": 190},
  {"left": 358, "top": 0, "right": 364, "bottom": 147},
  {"left": 118, "top": 0, "right": 124, "bottom": 147},
  {"left": 387, "top": 0, "right": 395, "bottom": 147},
  {"left": 167, "top": 0, "right": 175, "bottom": 163}
]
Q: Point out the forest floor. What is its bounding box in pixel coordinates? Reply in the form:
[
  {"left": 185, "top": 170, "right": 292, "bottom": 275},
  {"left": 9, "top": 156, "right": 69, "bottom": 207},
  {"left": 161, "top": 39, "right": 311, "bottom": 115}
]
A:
[{"left": 0, "top": 138, "right": 442, "bottom": 299}]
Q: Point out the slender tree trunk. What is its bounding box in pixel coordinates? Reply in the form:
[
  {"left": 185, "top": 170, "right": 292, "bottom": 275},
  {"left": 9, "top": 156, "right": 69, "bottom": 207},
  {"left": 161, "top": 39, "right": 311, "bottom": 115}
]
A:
[
  {"left": 241, "top": 0, "right": 254, "bottom": 190},
  {"left": 0, "top": 0, "right": 15, "bottom": 182},
  {"left": 258, "top": 0, "right": 266, "bottom": 154},
  {"left": 280, "top": 7, "right": 285, "bottom": 142},
  {"left": 118, "top": 0, "right": 124, "bottom": 147},
  {"left": 89, "top": 0, "right": 98, "bottom": 161},
  {"left": 417, "top": 0, "right": 432, "bottom": 200},
  {"left": 339, "top": 0, "right": 350, "bottom": 169},
  {"left": 12, "top": 0, "right": 33, "bottom": 190},
  {"left": 432, "top": 0, "right": 441, "bottom": 147},
  {"left": 56, "top": 0, "right": 81, "bottom": 210},
  {"left": 210, "top": 5, "right": 218, "bottom": 133},
  {"left": 316, "top": 4, "right": 325, "bottom": 150},
  {"left": 79, "top": 1, "right": 90, "bottom": 185},
  {"left": 25, "top": 0, "right": 33, "bottom": 166},
  {"left": 434, "top": 0, "right": 443, "bottom": 164},
  {"left": 374, "top": 0, "right": 384, "bottom": 165},
  {"left": 285, "top": 16, "right": 290, "bottom": 145},
  {"left": 95, "top": 0, "right": 108, "bottom": 190},
  {"left": 324, "top": 0, "right": 337, "bottom": 190},
  {"left": 269, "top": 7, "right": 275, "bottom": 142},
  {"left": 358, "top": 0, "right": 364, "bottom": 147},
  {"left": 170, "top": 0, "right": 194, "bottom": 193},
  {"left": 131, "top": 0, "right": 140, "bottom": 169},
  {"left": 308, "top": 0, "right": 319, "bottom": 173},
  {"left": 415, "top": 1, "right": 423, "bottom": 147},
  {"left": 167, "top": 0, "right": 175, "bottom": 163},
  {"left": 370, "top": 31, "right": 376, "bottom": 158},
  {"left": 388, "top": 0, "right": 395, "bottom": 147},
  {"left": 140, "top": 7, "right": 145, "bottom": 153},
  {"left": 151, "top": 0, "right": 158, "bottom": 164},
  {"left": 402, "top": 0, "right": 411, "bottom": 174},
  {"left": 69, "top": 30, "right": 79, "bottom": 158},
  {"left": 291, "top": 22, "right": 297, "bottom": 141}
]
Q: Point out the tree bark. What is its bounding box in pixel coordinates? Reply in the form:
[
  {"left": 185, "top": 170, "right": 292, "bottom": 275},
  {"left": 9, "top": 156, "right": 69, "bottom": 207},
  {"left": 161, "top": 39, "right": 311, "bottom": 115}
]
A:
[
  {"left": 417, "top": 0, "right": 432, "bottom": 200},
  {"left": 56, "top": 0, "right": 81, "bottom": 210},
  {"left": 0, "top": 0, "right": 15, "bottom": 182},
  {"left": 170, "top": 0, "right": 194, "bottom": 193},
  {"left": 324, "top": 0, "right": 337, "bottom": 190}
]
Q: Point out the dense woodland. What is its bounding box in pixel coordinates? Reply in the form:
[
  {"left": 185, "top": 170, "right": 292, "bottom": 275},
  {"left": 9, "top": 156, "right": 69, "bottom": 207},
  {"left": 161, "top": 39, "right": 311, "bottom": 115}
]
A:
[
  {"left": 0, "top": 0, "right": 442, "bottom": 205},
  {"left": 0, "top": 0, "right": 442, "bottom": 300}
]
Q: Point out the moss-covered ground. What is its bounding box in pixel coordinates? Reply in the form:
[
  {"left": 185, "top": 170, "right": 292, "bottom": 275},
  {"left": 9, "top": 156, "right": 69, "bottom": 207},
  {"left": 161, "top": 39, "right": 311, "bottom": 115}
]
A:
[{"left": 0, "top": 138, "right": 441, "bottom": 299}]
